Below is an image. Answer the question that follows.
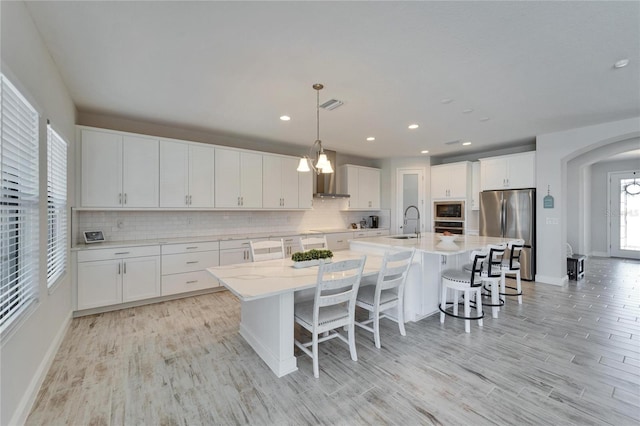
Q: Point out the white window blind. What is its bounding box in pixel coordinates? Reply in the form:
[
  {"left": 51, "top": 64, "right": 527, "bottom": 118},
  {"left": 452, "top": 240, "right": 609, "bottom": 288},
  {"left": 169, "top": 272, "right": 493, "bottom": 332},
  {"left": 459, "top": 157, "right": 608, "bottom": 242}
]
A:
[
  {"left": 0, "top": 74, "right": 39, "bottom": 333},
  {"left": 47, "top": 123, "right": 67, "bottom": 287}
]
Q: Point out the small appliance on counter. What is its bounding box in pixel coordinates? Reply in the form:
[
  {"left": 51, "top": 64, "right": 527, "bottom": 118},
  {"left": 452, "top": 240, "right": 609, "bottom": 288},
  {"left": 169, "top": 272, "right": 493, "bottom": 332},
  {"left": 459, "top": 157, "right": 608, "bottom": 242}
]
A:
[{"left": 369, "top": 215, "right": 379, "bottom": 228}]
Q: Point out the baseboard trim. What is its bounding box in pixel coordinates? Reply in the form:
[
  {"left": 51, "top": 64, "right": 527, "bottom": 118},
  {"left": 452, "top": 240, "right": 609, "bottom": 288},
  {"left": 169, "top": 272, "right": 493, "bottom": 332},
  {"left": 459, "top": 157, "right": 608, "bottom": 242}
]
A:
[
  {"left": 590, "top": 251, "right": 609, "bottom": 257},
  {"left": 9, "top": 312, "right": 72, "bottom": 426},
  {"left": 535, "top": 275, "right": 568, "bottom": 286}
]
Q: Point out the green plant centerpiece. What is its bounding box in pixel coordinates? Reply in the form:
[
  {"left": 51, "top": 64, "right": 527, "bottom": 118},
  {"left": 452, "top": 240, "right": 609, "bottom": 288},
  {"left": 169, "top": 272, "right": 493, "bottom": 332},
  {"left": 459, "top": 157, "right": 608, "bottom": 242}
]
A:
[{"left": 291, "top": 249, "right": 333, "bottom": 267}]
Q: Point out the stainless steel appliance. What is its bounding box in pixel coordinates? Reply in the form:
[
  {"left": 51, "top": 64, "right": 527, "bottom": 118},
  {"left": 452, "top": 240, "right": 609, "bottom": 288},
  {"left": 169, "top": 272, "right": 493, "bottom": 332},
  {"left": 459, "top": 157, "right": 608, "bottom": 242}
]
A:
[
  {"left": 480, "top": 189, "right": 536, "bottom": 280},
  {"left": 434, "top": 221, "right": 464, "bottom": 234},
  {"left": 434, "top": 201, "right": 465, "bottom": 221},
  {"left": 369, "top": 215, "right": 379, "bottom": 228}
]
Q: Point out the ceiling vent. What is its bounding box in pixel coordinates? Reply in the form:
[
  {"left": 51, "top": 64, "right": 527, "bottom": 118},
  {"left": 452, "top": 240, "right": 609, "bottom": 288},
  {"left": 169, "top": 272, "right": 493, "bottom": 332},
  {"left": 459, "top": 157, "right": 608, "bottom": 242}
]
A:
[{"left": 320, "top": 99, "right": 344, "bottom": 110}]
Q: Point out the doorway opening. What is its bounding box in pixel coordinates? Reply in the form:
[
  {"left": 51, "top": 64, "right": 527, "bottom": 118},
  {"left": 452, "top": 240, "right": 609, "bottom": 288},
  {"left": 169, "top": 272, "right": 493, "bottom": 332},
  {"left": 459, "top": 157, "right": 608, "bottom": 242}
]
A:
[
  {"left": 609, "top": 170, "right": 640, "bottom": 259},
  {"left": 396, "top": 168, "right": 425, "bottom": 235}
]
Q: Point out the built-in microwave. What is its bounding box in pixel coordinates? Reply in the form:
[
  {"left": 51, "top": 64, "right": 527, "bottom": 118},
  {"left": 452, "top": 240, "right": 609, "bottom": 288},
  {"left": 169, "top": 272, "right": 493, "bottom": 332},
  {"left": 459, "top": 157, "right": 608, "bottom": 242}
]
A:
[{"left": 434, "top": 201, "right": 465, "bottom": 221}]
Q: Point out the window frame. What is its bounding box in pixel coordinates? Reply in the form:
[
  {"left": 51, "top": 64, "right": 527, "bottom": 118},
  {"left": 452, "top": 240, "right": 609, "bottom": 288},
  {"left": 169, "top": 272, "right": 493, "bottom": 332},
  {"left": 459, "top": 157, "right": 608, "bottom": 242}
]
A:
[{"left": 46, "top": 122, "right": 68, "bottom": 288}]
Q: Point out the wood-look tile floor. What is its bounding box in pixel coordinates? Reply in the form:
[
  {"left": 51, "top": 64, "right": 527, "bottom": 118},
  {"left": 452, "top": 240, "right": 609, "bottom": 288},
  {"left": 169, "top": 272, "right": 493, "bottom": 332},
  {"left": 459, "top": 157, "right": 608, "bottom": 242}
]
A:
[{"left": 27, "top": 257, "right": 639, "bottom": 425}]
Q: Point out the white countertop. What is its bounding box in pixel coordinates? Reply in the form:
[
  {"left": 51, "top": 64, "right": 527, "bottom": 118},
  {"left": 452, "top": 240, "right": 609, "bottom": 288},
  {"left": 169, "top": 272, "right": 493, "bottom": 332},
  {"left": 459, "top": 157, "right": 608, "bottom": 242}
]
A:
[
  {"left": 207, "top": 250, "right": 383, "bottom": 301},
  {"left": 350, "top": 232, "right": 511, "bottom": 255}
]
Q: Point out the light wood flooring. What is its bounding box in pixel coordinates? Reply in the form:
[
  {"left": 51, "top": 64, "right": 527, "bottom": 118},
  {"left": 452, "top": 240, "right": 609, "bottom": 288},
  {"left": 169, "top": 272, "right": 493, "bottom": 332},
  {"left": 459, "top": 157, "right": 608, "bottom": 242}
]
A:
[{"left": 27, "top": 257, "right": 640, "bottom": 425}]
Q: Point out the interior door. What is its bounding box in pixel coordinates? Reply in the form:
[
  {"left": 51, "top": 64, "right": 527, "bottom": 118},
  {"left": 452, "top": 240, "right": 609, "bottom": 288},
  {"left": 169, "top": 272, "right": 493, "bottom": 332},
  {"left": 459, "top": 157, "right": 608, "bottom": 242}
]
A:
[
  {"left": 610, "top": 171, "right": 640, "bottom": 259},
  {"left": 397, "top": 168, "right": 424, "bottom": 234}
]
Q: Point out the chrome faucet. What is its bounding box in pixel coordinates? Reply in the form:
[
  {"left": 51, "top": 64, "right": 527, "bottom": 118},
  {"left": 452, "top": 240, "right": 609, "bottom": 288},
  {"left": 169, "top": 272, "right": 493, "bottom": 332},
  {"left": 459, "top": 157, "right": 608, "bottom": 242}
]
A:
[{"left": 403, "top": 205, "right": 421, "bottom": 238}]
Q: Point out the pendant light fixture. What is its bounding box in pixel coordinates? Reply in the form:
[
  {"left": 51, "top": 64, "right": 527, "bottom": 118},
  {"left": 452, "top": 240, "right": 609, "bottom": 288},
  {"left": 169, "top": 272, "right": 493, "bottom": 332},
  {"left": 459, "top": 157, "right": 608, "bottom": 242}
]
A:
[
  {"left": 297, "top": 83, "right": 334, "bottom": 174},
  {"left": 624, "top": 171, "right": 640, "bottom": 195}
]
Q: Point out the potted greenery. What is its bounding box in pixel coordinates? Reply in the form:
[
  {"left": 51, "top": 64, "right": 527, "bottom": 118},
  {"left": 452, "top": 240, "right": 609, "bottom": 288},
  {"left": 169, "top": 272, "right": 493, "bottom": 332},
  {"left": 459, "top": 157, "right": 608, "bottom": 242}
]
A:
[{"left": 291, "top": 249, "right": 334, "bottom": 268}]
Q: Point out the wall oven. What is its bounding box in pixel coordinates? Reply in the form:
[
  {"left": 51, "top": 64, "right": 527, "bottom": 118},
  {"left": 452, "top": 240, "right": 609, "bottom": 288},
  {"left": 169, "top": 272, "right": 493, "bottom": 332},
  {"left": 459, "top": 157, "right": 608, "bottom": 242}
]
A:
[
  {"left": 434, "top": 221, "right": 465, "bottom": 234},
  {"left": 434, "top": 201, "right": 465, "bottom": 221}
]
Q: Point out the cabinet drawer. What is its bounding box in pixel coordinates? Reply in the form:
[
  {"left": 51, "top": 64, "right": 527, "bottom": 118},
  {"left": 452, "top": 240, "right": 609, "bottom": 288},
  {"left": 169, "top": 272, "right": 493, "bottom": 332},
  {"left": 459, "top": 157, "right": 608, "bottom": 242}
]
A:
[
  {"left": 162, "top": 251, "right": 219, "bottom": 275},
  {"left": 162, "top": 271, "right": 219, "bottom": 296},
  {"left": 161, "top": 241, "right": 219, "bottom": 255},
  {"left": 77, "top": 245, "right": 160, "bottom": 262},
  {"left": 219, "top": 239, "right": 252, "bottom": 250}
]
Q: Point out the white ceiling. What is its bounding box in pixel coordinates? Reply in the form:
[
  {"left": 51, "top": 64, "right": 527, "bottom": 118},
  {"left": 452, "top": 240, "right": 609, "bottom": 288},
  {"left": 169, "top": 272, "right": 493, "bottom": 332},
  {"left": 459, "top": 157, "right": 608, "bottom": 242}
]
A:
[{"left": 24, "top": 1, "right": 640, "bottom": 159}]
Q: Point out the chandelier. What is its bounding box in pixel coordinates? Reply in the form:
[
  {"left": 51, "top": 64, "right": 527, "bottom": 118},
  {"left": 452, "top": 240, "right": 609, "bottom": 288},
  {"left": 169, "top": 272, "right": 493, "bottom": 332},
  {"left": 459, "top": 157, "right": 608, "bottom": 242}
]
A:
[{"left": 297, "top": 83, "right": 334, "bottom": 174}]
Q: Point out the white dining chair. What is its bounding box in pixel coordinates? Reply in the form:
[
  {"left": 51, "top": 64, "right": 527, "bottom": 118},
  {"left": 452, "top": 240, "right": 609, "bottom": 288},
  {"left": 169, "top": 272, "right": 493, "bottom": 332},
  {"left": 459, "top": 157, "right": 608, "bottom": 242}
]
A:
[
  {"left": 298, "top": 236, "right": 328, "bottom": 251},
  {"left": 294, "top": 256, "right": 366, "bottom": 378},
  {"left": 501, "top": 239, "right": 525, "bottom": 304},
  {"left": 249, "top": 239, "right": 285, "bottom": 262},
  {"left": 355, "top": 248, "right": 415, "bottom": 348}
]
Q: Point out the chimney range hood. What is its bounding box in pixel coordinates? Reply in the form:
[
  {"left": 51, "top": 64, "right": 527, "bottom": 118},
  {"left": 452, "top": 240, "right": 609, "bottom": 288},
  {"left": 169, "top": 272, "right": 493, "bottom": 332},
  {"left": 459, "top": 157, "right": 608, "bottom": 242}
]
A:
[{"left": 314, "top": 149, "right": 350, "bottom": 198}]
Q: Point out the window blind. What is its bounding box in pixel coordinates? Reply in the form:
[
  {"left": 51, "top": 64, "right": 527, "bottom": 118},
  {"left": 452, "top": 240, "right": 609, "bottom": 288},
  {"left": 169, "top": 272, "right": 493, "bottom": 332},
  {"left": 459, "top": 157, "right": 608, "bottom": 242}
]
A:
[
  {"left": 0, "top": 74, "right": 39, "bottom": 333},
  {"left": 47, "top": 124, "right": 67, "bottom": 286}
]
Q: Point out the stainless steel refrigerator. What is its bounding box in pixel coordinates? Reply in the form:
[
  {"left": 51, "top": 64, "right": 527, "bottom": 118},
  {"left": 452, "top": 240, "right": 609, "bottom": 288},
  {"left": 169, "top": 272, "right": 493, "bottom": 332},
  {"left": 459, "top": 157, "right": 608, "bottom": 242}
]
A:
[{"left": 479, "top": 189, "right": 536, "bottom": 280}]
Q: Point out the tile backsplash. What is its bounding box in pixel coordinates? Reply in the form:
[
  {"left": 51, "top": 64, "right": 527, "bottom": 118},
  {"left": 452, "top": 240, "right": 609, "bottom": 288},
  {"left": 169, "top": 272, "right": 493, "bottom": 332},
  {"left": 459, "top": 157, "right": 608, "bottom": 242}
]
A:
[{"left": 74, "top": 198, "right": 390, "bottom": 245}]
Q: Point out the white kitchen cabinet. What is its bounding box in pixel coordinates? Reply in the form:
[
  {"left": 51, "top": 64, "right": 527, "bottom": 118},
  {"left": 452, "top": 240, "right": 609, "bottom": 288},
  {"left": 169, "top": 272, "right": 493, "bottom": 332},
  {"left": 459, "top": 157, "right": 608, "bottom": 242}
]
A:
[
  {"left": 471, "top": 161, "right": 480, "bottom": 211},
  {"left": 263, "top": 155, "right": 299, "bottom": 208},
  {"left": 279, "top": 235, "right": 302, "bottom": 257},
  {"left": 325, "top": 232, "right": 353, "bottom": 251},
  {"left": 338, "top": 165, "right": 381, "bottom": 209},
  {"left": 76, "top": 246, "right": 161, "bottom": 310},
  {"left": 81, "top": 129, "right": 159, "bottom": 208},
  {"left": 161, "top": 241, "right": 220, "bottom": 296},
  {"left": 219, "top": 239, "right": 252, "bottom": 265},
  {"left": 298, "top": 169, "right": 313, "bottom": 209},
  {"left": 215, "top": 148, "right": 263, "bottom": 208},
  {"left": 159, "top": 140, "right": 215, "bottom": 208},
  {"left": 431, "top": 162, "right": 470, "bottom": 199},
  {"left": 480, "top": 151, "right": 536, "bottom": 191}
]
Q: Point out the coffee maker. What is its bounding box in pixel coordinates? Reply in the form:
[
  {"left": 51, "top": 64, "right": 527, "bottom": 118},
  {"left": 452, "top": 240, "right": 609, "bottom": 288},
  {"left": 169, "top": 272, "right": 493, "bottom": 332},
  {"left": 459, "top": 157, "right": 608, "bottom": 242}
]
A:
[{"left": 369, "top": 215, "right": 379, "bottom": 229}]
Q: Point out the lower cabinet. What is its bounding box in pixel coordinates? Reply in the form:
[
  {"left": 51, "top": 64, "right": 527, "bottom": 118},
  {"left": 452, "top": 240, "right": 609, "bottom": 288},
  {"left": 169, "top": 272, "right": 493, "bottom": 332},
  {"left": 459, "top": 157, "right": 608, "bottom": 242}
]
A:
[
  {"left": 219, "top": 239, "right": 252, "bottom": 265},
  {"left": 161, "top": 241, "right": 220, "bottom": 296},
  {"left": 77, "top": 246, "right": 161, "bottom": 310}
]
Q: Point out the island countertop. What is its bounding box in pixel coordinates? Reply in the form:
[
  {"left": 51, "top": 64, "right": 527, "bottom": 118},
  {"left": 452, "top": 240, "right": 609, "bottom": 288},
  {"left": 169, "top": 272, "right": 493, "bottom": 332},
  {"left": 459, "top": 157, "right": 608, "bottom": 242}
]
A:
[{"left": 350, "top": 232, "right": 511, "bottom": 255}]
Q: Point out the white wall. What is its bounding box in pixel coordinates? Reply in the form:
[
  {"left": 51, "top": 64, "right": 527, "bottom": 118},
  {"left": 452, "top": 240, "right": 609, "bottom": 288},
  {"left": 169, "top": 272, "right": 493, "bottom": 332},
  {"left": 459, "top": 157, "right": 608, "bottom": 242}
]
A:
[
  {"left": 0, "top": 2, "right": 77, "bottom": 425},
  {"left": 536, "top": 118, "right": 640, "bottom": 285},
  {"left": 589, "top": 157, "right": 640, "bottom": 255}
]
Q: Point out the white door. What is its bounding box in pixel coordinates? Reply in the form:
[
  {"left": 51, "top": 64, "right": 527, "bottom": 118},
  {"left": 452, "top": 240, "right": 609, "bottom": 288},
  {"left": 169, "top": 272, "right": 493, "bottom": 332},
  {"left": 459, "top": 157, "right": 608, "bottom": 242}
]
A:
[
  {"left": 240, "top": 152, "right": 263, "bottom": 208},
  {"left": 219, "top": 249, "right": 250, "bottom": 265},
  {"left": 359, "top": 168, "right": 380, "bottom": 208},
  {"left": 159, "top": 140, "right": 189, "bottom": 207},
  {"left": 123, "top": 136, "right": 159, "bottom": 207},
  {"left": 77, "top": 259, "right": 122, "bottom": 310},
  {"left": 81, "top": 130, "right": 122, "bottom": 207},
  {"left": 189, "top": 144, "right": 216, "bottom": 207},
  {"left": 609, "top": 171, "right": 640, "bottom": 259},
  {"left": 298, "top": 170, "right": 313, "bottom": 209},
  {"left": 397, "top": 168, "right": 425, "bottom": 234},
  {"left": 480, "top": 157, "right": 508, "bottom": 191},
  {"left": 280, "top": 157, "right": 300, "bottom": 208},
  {"left": 122, "top": 256, "right": 161, "bottom": 302},
  {"left": 506, "top": 152, "right": 536, "bottom": 189}
]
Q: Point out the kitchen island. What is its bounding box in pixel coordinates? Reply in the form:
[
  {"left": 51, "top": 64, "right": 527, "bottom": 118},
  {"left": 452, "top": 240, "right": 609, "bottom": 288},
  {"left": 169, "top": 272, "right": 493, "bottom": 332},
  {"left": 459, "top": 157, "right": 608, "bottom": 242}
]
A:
[{"left": 349, "top": 232, "right": 511, "bottom": 322}]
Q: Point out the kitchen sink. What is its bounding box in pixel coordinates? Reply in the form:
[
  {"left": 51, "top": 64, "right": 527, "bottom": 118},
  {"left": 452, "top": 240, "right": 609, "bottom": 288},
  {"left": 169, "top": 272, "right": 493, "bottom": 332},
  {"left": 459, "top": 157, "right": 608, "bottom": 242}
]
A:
[{"left": 389, "top": 235, "right": 417, "bottom": 239}]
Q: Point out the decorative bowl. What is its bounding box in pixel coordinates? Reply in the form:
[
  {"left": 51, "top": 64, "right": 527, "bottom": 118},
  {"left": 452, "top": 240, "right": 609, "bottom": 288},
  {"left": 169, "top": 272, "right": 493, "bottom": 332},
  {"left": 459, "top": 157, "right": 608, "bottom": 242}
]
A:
[{"left": 437, "top": 234, "right": 457, "bottom": 243}]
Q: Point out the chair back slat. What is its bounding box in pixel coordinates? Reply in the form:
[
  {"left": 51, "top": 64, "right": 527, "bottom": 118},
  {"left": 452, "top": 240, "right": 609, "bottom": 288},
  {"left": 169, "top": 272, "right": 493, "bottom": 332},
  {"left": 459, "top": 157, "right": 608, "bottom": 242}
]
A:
[
  {"left": 250, "top": 239, "right": 285, "bottom": 262},
  {"left": 468, "top": 250, "right": 488, "bottom": 287},
  {"left": 299, "top": 236, "right": 328, "bottom": 251},
  {"left": 508, "top": 239, "right": 525, "bottom": 269},
  {"left": 485, "top": 243, "right": 506, "bottom": 277},
  {"left": 314, "top": 257, "right": 366, "bottom": 312}
]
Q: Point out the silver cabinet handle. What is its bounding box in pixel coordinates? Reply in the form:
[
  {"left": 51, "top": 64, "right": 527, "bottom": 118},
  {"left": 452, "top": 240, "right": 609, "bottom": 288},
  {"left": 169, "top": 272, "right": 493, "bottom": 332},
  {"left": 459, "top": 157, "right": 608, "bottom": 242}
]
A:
[
  {"left": 186, "top": 246, "right": 198, "bottom": 250},
  {"left": 118, "top": 263, "right": 121, "bottom": 275},
  {"left": 114, "top": 251, "right": 130, "bottom": 255},
  {"left": 186, "top": 280, "right": 198, "bottom": 284},
  {"left": 241, "top": 196, "right": 244, "bottom": 206},
  {"left": 124, "top": 193, "right": 127, "bottom": 204},
  {"left": 123, "top": 262, "right": 126, "bottom": 274},
  {"left": 186, "top": 195, "right": 189, "bottom": 205},
  {"left": 189, "top": 195, "right": 192, "bottom": 205},
  {"left": 186, "top": 261, "right": 199, "bottom": 264},
  {"left": 119, "top": 193, "right": 122, "bottom": 204}
]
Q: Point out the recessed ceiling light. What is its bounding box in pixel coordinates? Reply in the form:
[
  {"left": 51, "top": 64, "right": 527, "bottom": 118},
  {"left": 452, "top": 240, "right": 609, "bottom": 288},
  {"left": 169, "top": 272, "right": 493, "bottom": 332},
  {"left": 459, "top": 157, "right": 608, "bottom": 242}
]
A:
[
  {"left": 480, "top": 117, "right": 490, "bottom": 122},
  {"left": 280, "top": 115, "right": 291, "bottom": 121},
  {"left": 441, "top": 98, "right": 453, "bottom": 104},
  {"left": 408, "top": 124, "right": 419, "bottom": 129},
  {"left": 462, "top": 109, "right": 474, "bottom": 114},
  {"left": 462, "top": 141, "right": 472, "bottom": 146},
  {"left": 614, "top": 59, "right": 629, "bottom": 69},
  {"left": 366, "top": 137, "right": 375, "bottom": 141},
  {"left": 421, "top": 150, "right": 429, "bottom": 154}
]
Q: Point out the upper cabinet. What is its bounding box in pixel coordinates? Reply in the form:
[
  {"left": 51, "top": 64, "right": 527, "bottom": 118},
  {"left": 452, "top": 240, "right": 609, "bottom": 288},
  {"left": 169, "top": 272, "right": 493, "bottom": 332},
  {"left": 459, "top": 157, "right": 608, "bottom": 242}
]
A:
[
  {"left": 215, "top": 148, "right": 262, "bottom": 208},
  {"left": 480, "top": 151, "right": 536, "bottom": 191},
  {"left": 81, "top": 129, "right": 159, "bottom": 208},
  {"left": 431, "top": 161, "right": 471, "bottom": 199},
  {"left": 471, "top": 161, "right": 480, "bottom": 210},
  {"left": 159, "top": 140, "right": 215, "bottom": 208},
  {"left": 263, "top": 154, "right": 300, "bottom": 208},
  {"left": 339, "top": 165, "right": 381, "bottom": 209},
  {"left": 298, "top": 169, "right": 313, "bottom": 209}
]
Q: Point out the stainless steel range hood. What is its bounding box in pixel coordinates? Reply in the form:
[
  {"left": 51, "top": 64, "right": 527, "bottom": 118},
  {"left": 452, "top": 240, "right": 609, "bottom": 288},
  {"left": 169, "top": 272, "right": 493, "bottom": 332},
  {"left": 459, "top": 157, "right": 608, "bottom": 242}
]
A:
[{"left": 314, "top": 149, "right": 350, "bottom": 198}]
